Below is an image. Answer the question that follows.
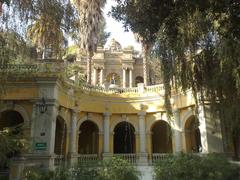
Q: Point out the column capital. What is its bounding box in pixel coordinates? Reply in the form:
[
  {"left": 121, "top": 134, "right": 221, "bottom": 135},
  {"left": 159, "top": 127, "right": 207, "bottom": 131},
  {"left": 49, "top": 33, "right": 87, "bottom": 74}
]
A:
[
  {"left": 103, "top": 112, "right": 112, "bottom": 117},
  {"left": 173, "top": 108, "right": 180, "bottom": 114},
  {"left": 138, "top": 111, "right": 146, "bottom": 117},
  {"left": 72, "top": 108, "right": 80, "bottom": 114}
]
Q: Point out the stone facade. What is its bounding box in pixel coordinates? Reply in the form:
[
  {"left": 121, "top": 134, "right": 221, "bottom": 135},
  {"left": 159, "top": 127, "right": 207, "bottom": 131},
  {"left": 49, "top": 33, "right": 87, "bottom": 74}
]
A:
[
  {"left": 78, "top": 39, "right": 144, "bottom": 88},
  {"left": 0, "top": 62, "right": 226, "bottom": 180}
]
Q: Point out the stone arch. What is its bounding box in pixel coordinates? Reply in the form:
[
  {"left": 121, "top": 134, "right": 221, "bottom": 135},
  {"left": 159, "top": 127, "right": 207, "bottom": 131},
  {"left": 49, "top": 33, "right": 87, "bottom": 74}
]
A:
[
  {"left": 106, "top": 72, "right": 121, "bottom": 85},
  {"left": 150, "top": 120, "right": 173, "bottom": 153},
  {"left": 78, "top": 120, "right": 99, "bottom": 154},
  {"left": 146, "top": 115, "right": 169, "bottom": 134},
  {"left": 113, "top": 121, "right": 136, "bottom": 153},
  {"left": 0, "top": 104, "right": 30, "bottom": 128},
  {"left": 135, "top": 76, "right": 144, "bottom": 86},
  {"left": 182, "top": 109, "right": 195, "bottom": 130},
  {"left": 184, "top": 115, "right": 202, "bottom": 153},
  {"left": 54, "top": 115, "right": 68, "bottom": 155},
  {"left": 77, "top": 116, "right": 103, "bottom": 133},
  {"left": 110, "top": 118, "right": 138, "bottom": 133}
]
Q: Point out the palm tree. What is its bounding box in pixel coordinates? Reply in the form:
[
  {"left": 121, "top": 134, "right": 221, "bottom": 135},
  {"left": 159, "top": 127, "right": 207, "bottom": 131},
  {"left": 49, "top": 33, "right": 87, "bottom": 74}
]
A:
[
  {"left": 27, "top": 16, "right": 64, "bottom": 59},
  {"left": 72, "top": 0, "right": 106, "bottom": 84},
  {"left": 134, "top": 33, "right": 152, "bottom": 86}
]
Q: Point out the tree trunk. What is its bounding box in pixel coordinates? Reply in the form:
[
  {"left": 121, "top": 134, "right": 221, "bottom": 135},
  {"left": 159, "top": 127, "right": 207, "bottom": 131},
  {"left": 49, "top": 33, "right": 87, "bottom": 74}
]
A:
[
  {"left": 0, "top": 2, "right": 3, "bottom": 15},
  {"left": 87, "top": 54, "right": 92, "bottom": 84},
  {"left": 142, "top": 44, "right": 149, "bottom": 86}
]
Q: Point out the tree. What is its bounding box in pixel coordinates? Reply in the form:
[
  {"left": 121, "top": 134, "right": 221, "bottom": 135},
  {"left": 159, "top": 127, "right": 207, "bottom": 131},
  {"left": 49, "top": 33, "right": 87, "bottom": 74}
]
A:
[
  {"left": 111, "top": 0, "right": 240, "bottom": 158},
  {"left": 111, "top": 0, "right": 172, "bottom": 86},
  {"left": 0, "top": 126, "right": 28, "bottom": 170},
  {"left": 97, "top": 18, "right": 110, "bottom": 47},
  {"left": 72, "top": 0, "right": 106, "bottom": 84}
]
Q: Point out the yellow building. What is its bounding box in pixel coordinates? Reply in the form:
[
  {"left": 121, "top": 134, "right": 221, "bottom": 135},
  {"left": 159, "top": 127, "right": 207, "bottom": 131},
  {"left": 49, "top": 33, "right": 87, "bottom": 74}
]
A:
[{"left": 0, "top": 42, "right": 224, "bottom": 179}]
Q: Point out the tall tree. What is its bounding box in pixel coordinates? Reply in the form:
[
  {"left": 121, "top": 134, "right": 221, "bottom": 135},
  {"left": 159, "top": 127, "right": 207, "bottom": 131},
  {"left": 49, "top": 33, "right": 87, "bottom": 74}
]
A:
[
  {"left": 72, "top": 0, "right": 106, "bottom": 84},
  {"left": 112, "top": 0, "right": 240, "bottom": 158},
  {"left": 111, "top": 0, "right": 172, "bottom": 86}
]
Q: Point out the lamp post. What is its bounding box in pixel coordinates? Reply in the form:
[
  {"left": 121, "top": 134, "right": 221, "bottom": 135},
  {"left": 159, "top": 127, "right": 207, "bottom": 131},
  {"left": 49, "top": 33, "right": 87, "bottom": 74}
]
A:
[{"left": 39, "top": 97, "right": 47, "bottom": 114}]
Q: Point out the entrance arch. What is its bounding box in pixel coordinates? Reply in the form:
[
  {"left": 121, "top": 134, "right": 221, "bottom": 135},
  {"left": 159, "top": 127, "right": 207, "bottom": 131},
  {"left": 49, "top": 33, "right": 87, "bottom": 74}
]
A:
[
  {"left": 106, "top": 73, "right": 121, "bottom": 85},
  {"left": 114, "top": 121, "right": 135, "bottom": 154},
  {"left": 0, "top": 110, "right": 24, "bottom": 171},
  {"left": 151, "top": 121, "right": 173, "bottom": 153},
  {"left": 185, "top": 116, "right": 202, "bottom": 153},
  {"left": 135, "top": 76, "right": 144, "bottom": 86},
  {"left": 54, "top": 116, "right": 67, "bottom": 155},
  {"left": 78, "top": 120, "right": 99, "bottom": 154},
  {"left": 0, "top": 110, "right": 24, "bottom": 130}
]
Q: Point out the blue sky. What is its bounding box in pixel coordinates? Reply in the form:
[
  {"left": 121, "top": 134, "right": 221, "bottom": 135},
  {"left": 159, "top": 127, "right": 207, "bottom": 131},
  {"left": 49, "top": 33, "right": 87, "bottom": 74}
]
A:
[{"left": 104, "top": 0, "right": 141, "bottom": 51}]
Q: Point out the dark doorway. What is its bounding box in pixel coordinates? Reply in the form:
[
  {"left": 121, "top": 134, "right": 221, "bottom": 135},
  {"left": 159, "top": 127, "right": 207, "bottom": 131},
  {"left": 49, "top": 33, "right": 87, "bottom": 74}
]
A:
[
  {"left": 151, "top": 121, "right": 173, "bottom": 153},
  {"left": 114, "top": 121, "right": 135, "bottom": 154},
  {"left": 78, "top": 121, "right": 99, "bottom": 154}
]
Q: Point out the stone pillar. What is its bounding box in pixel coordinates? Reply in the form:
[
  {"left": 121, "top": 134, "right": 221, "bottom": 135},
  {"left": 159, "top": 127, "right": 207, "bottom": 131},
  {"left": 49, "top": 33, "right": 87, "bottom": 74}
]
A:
[
  {"left": 100, "top": 68, "right": 104, "bottom": 85},
  {"left": 123, "top": 68, "right": 126, "bottom": 88},
  {"left": 103, "top": 112, "right": 112, "bottom": 159},
  {"left": 198, "top": 104, "right": 209, "bottom": 153},
  {"left": 68, "top": 109, "right": 78, "bottom": 166},
  {"left": 174, "top": 109, "right": 182, "bottom": 153},
  {"left": 138, "top": 111, "right": 148, "bottom": 164},
  {"left": 93, "top": 68, "right": 97, "bottom": 85},
  {"left": 32, "top": 101, "right": 58, "bottom": 170},
  {"left": 129, "top": 69, "right": 133, "bottom": 88},
  {"left": 69, "top": 110, "right": 78, "bottom": 153}
]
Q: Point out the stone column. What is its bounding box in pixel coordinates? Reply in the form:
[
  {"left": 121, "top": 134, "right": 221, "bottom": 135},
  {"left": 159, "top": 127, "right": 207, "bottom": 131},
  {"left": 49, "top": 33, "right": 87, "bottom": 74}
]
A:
[
  {"left": 198, "top": 104, "right": 209, "bottom": 153},
  {"left": 129, "top": 69, "right": 133, "bottom": 88},
  {"left": 123, "top": 68, "right": 126, "bottom": 88},
  {"left": 32, "top": 101, "right": 58, "bottom": 170},
  {"left": 100, "top": 68, "right": 104, "bottom": 85},
  {"left": 174, "top": 109, "right": 182, "bottom": 153},
  {"left": 93, "top": 68, "right": 97, "bottom": 85},
  {"left": 69, "top": 110, "right": 78, "bottom": 154},
  {"left": 138, "top": 111, "right": 148, "bottom": 164},
  {"left": 103, "top": 112, "right": 112, "bottom": 159}
]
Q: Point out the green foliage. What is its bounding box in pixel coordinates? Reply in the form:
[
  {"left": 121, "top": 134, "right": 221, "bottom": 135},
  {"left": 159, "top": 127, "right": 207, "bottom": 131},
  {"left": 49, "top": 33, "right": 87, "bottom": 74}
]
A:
[
  {"left": 99, "top": 158, "right": 140, "bottom": 180},
  {"left": 97, "top": 18, "right": 111, "bottom": 47},
  {"left": 21, "top": 158, "right": 140, "bottom": 180},
  {"left": 0, "top": 30, "right": 36, "bottom": 64},
  {"left": 154, "top": 153, "right": 240, "bottom": 180},
  {"left": 0, "top": 126, "right": 28, "bottom": 168},
  {"left": 112, "top": 0, "right": 240, "bottom": 157}
]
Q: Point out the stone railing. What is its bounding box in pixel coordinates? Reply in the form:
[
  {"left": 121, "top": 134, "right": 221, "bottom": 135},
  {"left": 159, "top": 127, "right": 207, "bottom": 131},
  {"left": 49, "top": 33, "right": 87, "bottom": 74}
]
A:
[
  {"left": 113, "top": 153, "right": 137, "bottom": 164},
  {"left": 151, "top": 153, "right": 169, "bottom": 164},
  {"left": 77, "top": 154, "right": 99, "bottom": 164},
  {"left": 54, "top": 155, "right": 65, "bottom": 166},
  {"left": 0, "top": 64, "right": 38, "bottom": 72},
  {"left": 0, "top": 62, "right": 67, "bottom": 74},
  {"left": 68, "top": 82, "right": 165, "bottom": 95}
]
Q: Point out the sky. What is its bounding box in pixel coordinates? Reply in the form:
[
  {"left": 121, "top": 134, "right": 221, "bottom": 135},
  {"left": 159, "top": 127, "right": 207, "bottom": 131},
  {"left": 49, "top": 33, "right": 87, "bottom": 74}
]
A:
[{"left": 103, "top": 0, "right": 141, "bottom": 51}]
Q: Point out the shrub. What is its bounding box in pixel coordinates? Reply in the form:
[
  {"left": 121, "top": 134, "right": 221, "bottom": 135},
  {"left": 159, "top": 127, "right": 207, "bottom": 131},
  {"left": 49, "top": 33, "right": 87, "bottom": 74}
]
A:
[
  {"left": 99, "top": 157, "right": 140, "bottom": 180},
  {"left": 154, "top": 153, "right": 240, "bottom": 180},
  {"left": 22, "top": 158, "right": 140, "bottom": 180}
]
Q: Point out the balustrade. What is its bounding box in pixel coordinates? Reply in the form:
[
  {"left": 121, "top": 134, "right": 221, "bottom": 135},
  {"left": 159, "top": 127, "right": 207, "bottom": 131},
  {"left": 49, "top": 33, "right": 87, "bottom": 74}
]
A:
[
  {"left": 113, "top": 154, "right": 137, "bottom": 164},
  {"left": 77, "top": 154, "right": 99, "bottom": 164},
  {"left": 151, "top": 153, "right": 169, "bottom": 164}
]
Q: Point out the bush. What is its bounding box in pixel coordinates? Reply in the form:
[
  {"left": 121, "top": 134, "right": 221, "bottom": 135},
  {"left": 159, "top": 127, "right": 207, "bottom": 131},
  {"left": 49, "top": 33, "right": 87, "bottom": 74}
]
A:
[
  {"left": 22, "top": 158, "right": 140, "bottom": 180},
  {"left": 99, "top": 158, "right": 140, "bottom": 180},
  {"left": 154, "top": 153, "right": 240, "bottom": 180}
]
